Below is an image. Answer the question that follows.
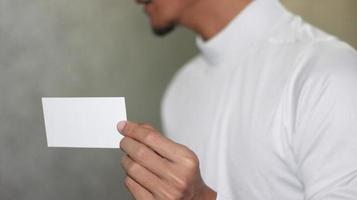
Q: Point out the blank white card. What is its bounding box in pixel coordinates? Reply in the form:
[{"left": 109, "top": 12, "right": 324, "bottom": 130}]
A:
[{"left": 42, "top": 97, "right": 126, "bottom": 148}]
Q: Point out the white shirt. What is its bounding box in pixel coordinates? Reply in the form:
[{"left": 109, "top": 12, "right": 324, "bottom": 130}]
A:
[{"left": 161, "top": 0, "right": 357, "bottom": 199}]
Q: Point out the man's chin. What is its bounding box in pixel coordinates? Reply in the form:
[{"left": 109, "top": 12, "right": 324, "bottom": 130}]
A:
[{"left": 152, "top": 23, "right": 177, "bottom": 37}]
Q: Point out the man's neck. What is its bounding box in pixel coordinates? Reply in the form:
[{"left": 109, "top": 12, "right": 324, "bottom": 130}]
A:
[{"left": 179, "top": 0, "right": 252, "bottom": 41}]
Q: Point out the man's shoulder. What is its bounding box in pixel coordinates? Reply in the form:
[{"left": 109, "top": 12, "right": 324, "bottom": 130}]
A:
[
  {"left": 269, "top": 14, "right": 357, "bottom": 85},
  {"left": 286, "top": 34, "right": 357, "bottom": 113},
  {"left": 291, "top": 36, "right": 357, "bottom": 89}
]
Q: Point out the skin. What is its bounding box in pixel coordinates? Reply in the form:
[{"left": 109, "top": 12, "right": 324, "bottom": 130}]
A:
[
  {"left": 120, "top": 0, "right": 252, "bottom": 199},
  {"left": 118, "top": 121, "right": 215, "bottom": 199},
  {"left": 139, "top": 0, "right": 252, "bottom": 40}
]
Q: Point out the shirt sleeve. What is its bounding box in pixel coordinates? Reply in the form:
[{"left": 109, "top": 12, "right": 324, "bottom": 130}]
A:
[{"left": 292, "top": 44, "right": 357, "bottom": 200}]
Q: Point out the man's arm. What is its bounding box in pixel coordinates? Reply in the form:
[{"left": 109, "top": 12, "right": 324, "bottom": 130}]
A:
[{"left": 292, "top": 46, "right": 357, "bottom": 199}]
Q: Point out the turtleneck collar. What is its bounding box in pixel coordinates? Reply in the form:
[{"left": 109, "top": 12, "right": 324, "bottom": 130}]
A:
[{"left": 196, "top": 0, "right": 289, "bottom": 66}]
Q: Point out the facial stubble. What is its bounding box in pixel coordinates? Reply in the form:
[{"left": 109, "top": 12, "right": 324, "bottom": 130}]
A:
[{"left": 152, "top": 22, "right": 177, "bottom": 36}]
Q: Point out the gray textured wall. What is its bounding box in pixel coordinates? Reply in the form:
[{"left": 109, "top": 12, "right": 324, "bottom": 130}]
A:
[
  {"left": 0, "top": 0, "right": 196, "bottom": 199},
  {"left": 0, "top": 0, "right": 356, "bottom": 199}
]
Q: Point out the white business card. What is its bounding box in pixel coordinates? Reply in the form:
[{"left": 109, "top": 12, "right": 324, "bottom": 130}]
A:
[{"left": 42, "top": 97, "right": 126, "bottom": 148}]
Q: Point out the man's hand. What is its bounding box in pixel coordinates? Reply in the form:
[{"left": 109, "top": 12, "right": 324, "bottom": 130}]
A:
[{"left": 117, "top": 121, "right": 217, "bottom": 200}]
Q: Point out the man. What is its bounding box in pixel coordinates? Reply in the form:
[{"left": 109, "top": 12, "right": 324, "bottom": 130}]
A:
[{"left": 118, "top": 0, "right": 357, "bottom": 199}]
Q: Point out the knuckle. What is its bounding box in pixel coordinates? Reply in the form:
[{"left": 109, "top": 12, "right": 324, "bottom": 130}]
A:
[
  {"left": 127, "top": 161, "right": 139, "bottom": 174},
  {"left": 119, "top": 137, "right": 128, "bottom": 149},
  {"left": 184, "top": 157, "right": 198, "bottom": 171},
  {"left": 143, "top": 131, "right": 157, "bottom": 144},
  {"left": 180, "top": 148, "right": 199, "bottom": 169},
  {"left": 135, "top": 146, "right": 148, "bottom": 160}
]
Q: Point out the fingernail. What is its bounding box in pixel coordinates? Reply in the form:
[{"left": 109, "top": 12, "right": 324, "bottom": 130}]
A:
[{"left": 117, "top": 121, "right": 127, "bottom": 133}]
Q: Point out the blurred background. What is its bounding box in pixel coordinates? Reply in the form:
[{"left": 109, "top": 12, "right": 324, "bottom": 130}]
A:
[{"left": 0, "top": 0, "right": 356, "bottom": 199}]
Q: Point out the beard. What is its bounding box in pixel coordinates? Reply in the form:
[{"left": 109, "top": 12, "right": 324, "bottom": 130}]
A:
[{"left": 152, "top": 22, "right": 177, "bottom": 37}]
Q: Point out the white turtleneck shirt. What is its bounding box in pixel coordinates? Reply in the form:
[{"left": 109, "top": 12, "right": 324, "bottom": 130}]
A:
[{"left": 161, "top": 0, "right": 357, "bottom": 199}]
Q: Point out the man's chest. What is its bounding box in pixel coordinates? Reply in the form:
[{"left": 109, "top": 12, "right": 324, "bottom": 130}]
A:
[{"left": 162, "top": 64, "right": 291, "bottom": 160}]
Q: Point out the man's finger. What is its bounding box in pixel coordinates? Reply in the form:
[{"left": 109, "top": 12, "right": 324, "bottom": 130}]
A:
[
  {"left": 124, "top": 176, "right": 154, "bottom": 200},
  {"left": 121, "top": 155, "right": 165, "bottom": 196},
  {"left": 120, "top": 136, "right": 172, "bottom": 179},
  {"left": 118, "top": 121, "right": 188, "bottom": 162}
]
